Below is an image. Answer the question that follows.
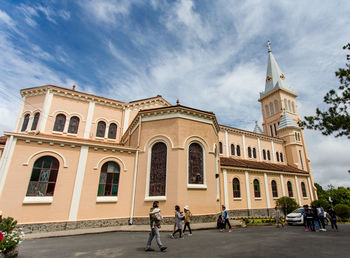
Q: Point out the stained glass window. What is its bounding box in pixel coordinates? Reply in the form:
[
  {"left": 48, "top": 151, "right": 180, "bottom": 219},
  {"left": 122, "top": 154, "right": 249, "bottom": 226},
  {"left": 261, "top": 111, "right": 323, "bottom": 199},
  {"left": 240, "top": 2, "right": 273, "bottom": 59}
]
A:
[
  {"left": 287, "top": 181, "right": 293, "bottom": 197},
  {"left": 31, "top": 112, "right": 40, "bottom": 131},
  {"left": 26, "top": 156, "right": 59, "bottom": 196},
  {"left": 301, "top": 182, "right": 307, "bottom": 197},
  {"left": 271, "top": 180, "right": 278, "bottom": 198},
  {"left": 233, "top": 178, "right": 240, "bottom": 198},
  {"left": 189, "top": 143, "right": 203, "bottom": 184},
  {"left": 108, "top": 123, "right": 117, "bottom": 139},
  {"left": 53, "top": 114, "right": 66, "bottom": 132},
  {"left": 68, "top": 116, "right": 80, "bottom": 134},
  {"left": 21, "top": 114, "right": 30, "bottom": 132},
  {"left": 97, "top": 161, "right": 120, "bottom": 196},
  {"left": 149, "top": 142, "right": 167, "bottom": 196},
  {"left": 254, "top": 179, "right": 260, "bottom": 198},
  {"left": 96, "top": 121, "right": 106, "bottom": 137}
]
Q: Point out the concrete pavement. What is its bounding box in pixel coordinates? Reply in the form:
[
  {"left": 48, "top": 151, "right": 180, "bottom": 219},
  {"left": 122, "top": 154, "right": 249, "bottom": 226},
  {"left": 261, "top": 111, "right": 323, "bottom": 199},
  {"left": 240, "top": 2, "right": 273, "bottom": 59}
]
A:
[{"left": 19, "top": 224, "right": 350, "bottom": 258}]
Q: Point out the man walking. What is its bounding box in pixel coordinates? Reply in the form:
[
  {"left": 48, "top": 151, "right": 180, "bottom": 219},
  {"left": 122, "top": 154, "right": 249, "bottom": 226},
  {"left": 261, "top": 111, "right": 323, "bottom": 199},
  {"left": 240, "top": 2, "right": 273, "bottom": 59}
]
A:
[{"left": 145, "top": 201, "right": 167, "bottom": 252}]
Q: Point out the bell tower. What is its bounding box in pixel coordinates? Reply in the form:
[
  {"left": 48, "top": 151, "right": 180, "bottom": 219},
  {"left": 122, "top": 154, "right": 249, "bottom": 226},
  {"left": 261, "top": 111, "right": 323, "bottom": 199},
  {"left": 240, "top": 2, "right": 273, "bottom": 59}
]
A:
[{"left": 258, "top": 41, "right": 310, "bottom": 172}]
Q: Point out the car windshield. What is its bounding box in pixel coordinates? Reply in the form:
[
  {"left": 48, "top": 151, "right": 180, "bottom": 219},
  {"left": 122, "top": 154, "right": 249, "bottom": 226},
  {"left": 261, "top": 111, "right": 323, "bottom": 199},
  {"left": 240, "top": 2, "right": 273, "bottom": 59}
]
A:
[{"left": 292, "top": 208, "right": 304, "bottom": 214}]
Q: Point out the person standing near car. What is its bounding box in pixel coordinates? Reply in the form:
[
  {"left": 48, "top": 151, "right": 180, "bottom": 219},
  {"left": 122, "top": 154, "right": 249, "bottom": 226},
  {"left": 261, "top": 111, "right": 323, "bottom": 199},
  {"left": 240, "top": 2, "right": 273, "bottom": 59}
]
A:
[
  {"left": 274, "top": 206, "right": 284, "bottom": 228},
  {"left": 305, "top": 206, "right": 315, "bottom": 232},
  {"left": 312, "top": 206, "right": 320, "bottom": 232},
  {"left": 317, "top": 206, "right": 326, "bottom": 231},
  {"left": 327, "top": 207, "right": 338, "bottom": 232},
  {"left": 145, "top": 201, "right": 167, "bottom": 252}
]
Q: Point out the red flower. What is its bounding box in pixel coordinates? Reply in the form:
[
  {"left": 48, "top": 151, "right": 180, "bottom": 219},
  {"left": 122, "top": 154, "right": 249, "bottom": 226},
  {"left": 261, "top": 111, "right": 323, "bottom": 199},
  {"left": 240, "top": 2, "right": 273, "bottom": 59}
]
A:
[{"left": 0, "top": 232, "right": 3, "bottom": 242}]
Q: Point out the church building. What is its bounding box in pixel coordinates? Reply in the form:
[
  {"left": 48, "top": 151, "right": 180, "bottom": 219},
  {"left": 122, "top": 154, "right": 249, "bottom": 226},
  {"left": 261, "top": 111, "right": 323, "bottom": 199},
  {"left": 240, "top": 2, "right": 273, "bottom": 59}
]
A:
[{"left": 0, "top": 44, "right": 317, "bottom": 228}]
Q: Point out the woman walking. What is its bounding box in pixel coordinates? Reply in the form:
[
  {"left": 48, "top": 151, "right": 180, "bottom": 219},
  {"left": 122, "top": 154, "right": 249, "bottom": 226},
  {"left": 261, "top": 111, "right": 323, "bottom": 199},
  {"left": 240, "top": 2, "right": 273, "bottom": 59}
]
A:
[
  {"left": 183, "top": 205, "right": 192, "bottom": 236},
  {"left": 221, "top": 205, "right": 232, "bottom": 232},
  {"left": 171, "top": 205, "right": 185, "bottom": 239}
]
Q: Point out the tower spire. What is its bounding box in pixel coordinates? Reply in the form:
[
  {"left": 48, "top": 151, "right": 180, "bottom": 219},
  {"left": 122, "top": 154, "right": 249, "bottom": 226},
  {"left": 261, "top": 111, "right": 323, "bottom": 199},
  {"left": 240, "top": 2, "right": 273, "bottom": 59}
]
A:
[{"left": 260, "top": 41, "right": 291, "bottom": 97}]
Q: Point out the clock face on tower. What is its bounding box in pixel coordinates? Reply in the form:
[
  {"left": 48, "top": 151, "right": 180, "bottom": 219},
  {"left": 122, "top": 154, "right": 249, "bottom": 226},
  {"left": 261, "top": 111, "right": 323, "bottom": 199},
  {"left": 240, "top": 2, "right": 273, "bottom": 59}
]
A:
[
  {"left": 266, "top": 76, "right": 272, "bottom": 82},
  {"left": 280, "top": 73, "right": 285, "bottom": 80}
]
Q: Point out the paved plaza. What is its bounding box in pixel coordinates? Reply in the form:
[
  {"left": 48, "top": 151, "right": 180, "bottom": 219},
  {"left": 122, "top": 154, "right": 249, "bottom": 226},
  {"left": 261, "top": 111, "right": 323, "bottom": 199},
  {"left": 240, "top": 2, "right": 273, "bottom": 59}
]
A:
[{"left": 19, "top": 224, "right": 349, "bottom": 258}]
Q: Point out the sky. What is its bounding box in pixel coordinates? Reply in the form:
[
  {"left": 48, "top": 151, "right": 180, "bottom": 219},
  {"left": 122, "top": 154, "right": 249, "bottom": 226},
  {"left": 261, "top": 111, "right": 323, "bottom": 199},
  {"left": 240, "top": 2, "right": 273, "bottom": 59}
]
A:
[{"left": 0, "top": 0, "right": 349, "bottom": 188}]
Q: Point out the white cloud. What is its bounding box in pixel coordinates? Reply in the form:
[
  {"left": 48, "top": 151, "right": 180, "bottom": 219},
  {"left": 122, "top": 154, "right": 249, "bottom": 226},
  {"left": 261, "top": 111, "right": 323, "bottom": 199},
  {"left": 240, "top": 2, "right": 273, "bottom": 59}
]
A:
[
  {"left": 79, "top": 0, "right": 139, "bottom": 24},
  {"left": 0, "top": 9, "right": 15, "bottom": 28}
]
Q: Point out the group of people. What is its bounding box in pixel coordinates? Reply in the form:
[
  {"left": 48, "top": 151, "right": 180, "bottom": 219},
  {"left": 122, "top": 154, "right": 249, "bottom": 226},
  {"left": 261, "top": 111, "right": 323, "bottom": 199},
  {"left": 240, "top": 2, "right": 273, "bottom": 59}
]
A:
[
  {"left": 303, "top": 205, "right": 338, "bottom": 232},
  {"left": 145, "top": 201, "right": 193, "bottom": 252},
  {"left": 217, "top": 205, "right": 233, "bottom": 232}
]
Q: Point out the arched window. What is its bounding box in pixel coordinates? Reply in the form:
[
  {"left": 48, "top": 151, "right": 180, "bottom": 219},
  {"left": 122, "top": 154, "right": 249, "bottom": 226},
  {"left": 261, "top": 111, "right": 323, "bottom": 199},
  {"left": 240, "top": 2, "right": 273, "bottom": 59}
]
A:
[
  {"left": 248, "top": 147, "right": 252, "bottom": 158},
  {"left": 287, "top": 181, "right": 293, "bottom": 197},
  {"left": 231, "top": 144, "right": 235, "bottom": 156},
  {"left": 189, "top": 143, "right": 203, "bottom": 184},
  {"left": 274, "top": 100, "right": 279, "bottom": 113},
  {"left": 288, "top": 100, "right": 292, "bottom": 112},
  {"left": 263, "top": 149, "right": 266, "bottom": 160},
  {"left": 271, "top": 180, "right": 278, "bottom": 198},
  {"left": 26, "top": 156, "right": 59, "bottom": 196},
  {"left": 267, "top": 150, "right": 271, "bottom": 160},
  {"left": 233, "top": 178, "right": 240, "bottom": 198},
  {"left": 252, "top": 148, "right": 257, "bottom": 159},
  {"left": 295, "top": 132, "right": 298, "bottom": 141},
  {"left": 150, "top": 142, "right": 167, "bottom": 196},
  {"left": 254, "top": 179, "right": 261, "bottom": 198},
  {"left": 21, "top": 114, "right": 30, "bottom": 132},
  {"left": 265, "top": 105, "right": 270, "bottom": 117},
  {"left": 68, "top": 116, "right": 80, "bottom": 134},
  {"left": 236, "top": 145, "right": 241, "bottom": 156},
  {"left": 97, "top": 161, "right": 120, "bottom": 196},
  {"left": 280, "top": 152, "right": 283, "bottom": 162},
  {"left": 96, "top": 121, "right": 106, "bottom": 138},
  {"left": 31, "top": 112, "right": 40, "bottom": 131},
  {"left": 276, "top": 152, "right": 280, "bottom": 162},
  {"left": 292, "top": 102, "right": 296, "bottom": 113},
  {"left": 284, "top": 99, "right": 288, "bottom": 111},
  {"left": 53, "top": 114, "right": 66, "bottom": 132},
  {"left": 219, "top": 142, "right": 223, "bottom": 154},
  {"left": 301, "top": 182, "right": 307, "bottom": 197},
  {"left": 269, "top": 102, "right": 274, "bottom": 115},
  {"left": 108, "top": 123, "right": 117, "bottom": 139}
]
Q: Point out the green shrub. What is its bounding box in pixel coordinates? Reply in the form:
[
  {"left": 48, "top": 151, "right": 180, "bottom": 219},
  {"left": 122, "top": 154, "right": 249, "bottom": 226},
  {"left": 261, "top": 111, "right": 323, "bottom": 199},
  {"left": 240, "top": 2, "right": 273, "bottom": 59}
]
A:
[
  {"left": 275, "top": 197, "right": 299, "bottom": 216},
  {"left": 0, "top": 217, "right": 23, "bottom": 255},
  {"left": 311, "top": 199, "right": 331, "bottom": 209},
  {"left": 334, "top": 204, "right": 350, "bottom": 218}
]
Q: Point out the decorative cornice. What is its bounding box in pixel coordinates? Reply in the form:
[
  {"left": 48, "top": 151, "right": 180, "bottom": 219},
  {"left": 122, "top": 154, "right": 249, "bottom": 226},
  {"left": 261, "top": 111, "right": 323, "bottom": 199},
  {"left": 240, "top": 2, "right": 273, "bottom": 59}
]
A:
[{"left": 5, "top": 131, "right": 138, "bottom": 153}]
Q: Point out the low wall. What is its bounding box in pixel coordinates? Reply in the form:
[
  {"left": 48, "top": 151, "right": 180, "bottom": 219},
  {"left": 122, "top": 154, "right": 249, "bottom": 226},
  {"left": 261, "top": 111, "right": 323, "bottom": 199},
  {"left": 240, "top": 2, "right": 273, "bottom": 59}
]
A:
[{"left": 19, "top": 209, "right": 277, "bottom": 234}]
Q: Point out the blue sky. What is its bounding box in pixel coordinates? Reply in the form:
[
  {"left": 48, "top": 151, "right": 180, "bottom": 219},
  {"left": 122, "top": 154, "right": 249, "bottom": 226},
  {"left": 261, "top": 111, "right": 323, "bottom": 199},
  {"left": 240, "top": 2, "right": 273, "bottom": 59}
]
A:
[{"left": 0, "top": 0, "right": 350, "bottom": 187}]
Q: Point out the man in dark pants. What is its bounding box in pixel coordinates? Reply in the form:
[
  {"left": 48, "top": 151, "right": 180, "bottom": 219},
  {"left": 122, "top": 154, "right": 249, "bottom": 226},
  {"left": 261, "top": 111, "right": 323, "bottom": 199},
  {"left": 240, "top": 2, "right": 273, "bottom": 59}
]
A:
[{"left": 145, "top": 201, "right": 167, "bottom": 252}]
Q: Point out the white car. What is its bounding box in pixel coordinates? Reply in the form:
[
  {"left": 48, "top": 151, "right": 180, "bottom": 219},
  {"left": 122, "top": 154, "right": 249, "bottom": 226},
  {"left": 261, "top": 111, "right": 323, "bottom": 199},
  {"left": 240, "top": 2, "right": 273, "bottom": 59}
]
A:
[
  {"left": 286, "top": 208, "right": 328, "bottom": 226},
  {"left": 286, "top": 208, "right": 305, "bottom": 225}
]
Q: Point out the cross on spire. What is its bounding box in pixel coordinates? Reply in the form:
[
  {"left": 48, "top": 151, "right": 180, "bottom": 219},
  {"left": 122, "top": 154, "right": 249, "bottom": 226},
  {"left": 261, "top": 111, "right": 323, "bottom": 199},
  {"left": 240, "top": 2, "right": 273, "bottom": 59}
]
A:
[{"left": 267, "top": 40, "right": 271, "bottom": 53}]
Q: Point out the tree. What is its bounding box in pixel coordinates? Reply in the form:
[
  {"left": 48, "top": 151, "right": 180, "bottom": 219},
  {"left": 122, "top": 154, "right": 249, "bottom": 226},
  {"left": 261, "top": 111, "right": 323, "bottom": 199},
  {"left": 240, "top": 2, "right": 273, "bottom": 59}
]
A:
[
  {"left": 311, "top": 199, "right": 330, "bottom": 209},
  {"left": 334, "top": 204, "right": 350, "bottom": 219},
  {"left": 275, "top": 197, "right": 299, "bottom": 216},
  {"left": 302, "top": 43, "right": 350, "bottom": 138}
]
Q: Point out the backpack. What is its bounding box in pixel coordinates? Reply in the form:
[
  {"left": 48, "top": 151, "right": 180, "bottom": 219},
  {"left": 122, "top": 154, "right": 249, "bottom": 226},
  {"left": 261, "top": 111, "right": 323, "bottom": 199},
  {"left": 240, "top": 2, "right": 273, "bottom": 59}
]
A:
[{"left": 317, "top": 207, "right": 324, "bottom": 217}]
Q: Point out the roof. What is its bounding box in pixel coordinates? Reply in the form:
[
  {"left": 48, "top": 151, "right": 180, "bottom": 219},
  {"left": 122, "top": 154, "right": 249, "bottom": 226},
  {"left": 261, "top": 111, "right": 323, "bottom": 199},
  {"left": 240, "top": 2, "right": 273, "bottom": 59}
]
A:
[
  {"left": 260, "top": 42, "right": 292, "bottom": 98},
  {"left": 278, "top": 110, "right": 299, "bottom": 130},
  {"left": 220, "top": 157, "right": 308, "bottom": 174}
]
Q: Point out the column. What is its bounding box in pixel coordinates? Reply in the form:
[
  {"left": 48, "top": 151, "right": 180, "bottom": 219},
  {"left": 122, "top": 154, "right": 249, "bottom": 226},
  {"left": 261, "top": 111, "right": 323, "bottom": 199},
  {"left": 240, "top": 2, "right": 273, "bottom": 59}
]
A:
[
  {"left": 84, "top": 101, "right": 95, "bottom": 138},
  {"left": 215, "top": 150, "right": 220, "bottom": 201},
  {"left": 242, "top": 135, "right": 246, "bottom": 159},
  {"left": 129, "top": 151, "right": 139, "bottom": 224},
  {"left": 280, "top": 174, "right": 286, "bottom": 196},
  {"left": 245, "top": 171, "right": 251, "bottom": 210},
  {"left": 307, "top": 177, "right": 314, "bottom": 201},
  {"left": 264, "top": 173, "right": 271, "bottom": 208},
  {"left": 271, "top": 141, "right": 276, "bottom": 162},
  {"left": 223, "top": 169, "right": 229, "bottom": 209},
  {"left": 295, "top": 176, "right": 302, "bottom": 205},
  {"left": 39, "top": 89, "right": 53, "bottom": 132},
  {"left": 69, "top": 146, "right": 89, "bottom": 221},
  {"left": 225, "top": 130, "right": 229, "bottom": 156},
  {"left": 15, "top": 96, "right": 26, "bottom": 132},
  {"left": 0, "top": 136, "right": 17, "bottom": 198},
  {"left": 257, "top": 138, "right": 262, "bottom": 161}
]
